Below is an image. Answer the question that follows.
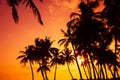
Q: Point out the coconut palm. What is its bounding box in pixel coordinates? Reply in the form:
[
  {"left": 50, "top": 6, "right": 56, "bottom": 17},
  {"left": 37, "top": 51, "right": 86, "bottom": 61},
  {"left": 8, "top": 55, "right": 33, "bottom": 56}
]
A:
[
  {"left": 50, "top": 48, "right": 64, "bottom": 80},
  {"left": 102, "top": 0, "right": 120, "bottom": 78},
  {"left": 62, "top": 1, "right": 106, "bottom": 79},
  {"left": 17, "top": 45, "right": 35, "bottom": 80},
  {"left": 34, "top": 37, "right": 53, "bottom": 80},
  {"left": 61, "top": 1, "right": 116, "bottom": 79},
  {"left": 7, "top": 0, "right": 43, "bottom": 24},
  {"left": 60, "top": 48, "right": 75, "bottom": 80},
  {"left": 58, "top": 29, "right": 83, "bottom": 80}
]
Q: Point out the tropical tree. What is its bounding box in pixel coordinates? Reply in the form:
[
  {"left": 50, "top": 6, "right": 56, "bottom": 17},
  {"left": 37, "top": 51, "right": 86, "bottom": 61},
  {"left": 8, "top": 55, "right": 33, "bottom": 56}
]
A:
[
  {"left": 17, "top": 45, "right": 35, "bottom": 80},
  {"left": 60, "top": 48, "right": 75, "bottom": 80},
  {"left": 102, "top": 0, "right": 120, "bottom": 79},
  {"left": 59, "top": 0, "right": 105, "bottom": 79},
  {"left": 58, "top": 29, "right": 83, "bottom": 80},
  {"left": 50, "top": 48, "right": 64, "bottom": 80},
  {"left": 34, "top": 37, "right": 53, "bottom": 80},
  {"left": 59, "top": 0, "right": 119, "bottom": 79}
]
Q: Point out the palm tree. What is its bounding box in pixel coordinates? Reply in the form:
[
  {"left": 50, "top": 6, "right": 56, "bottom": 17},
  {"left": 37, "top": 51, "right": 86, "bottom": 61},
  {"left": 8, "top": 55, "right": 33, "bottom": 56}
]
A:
[
  {"left": 102, "top": 0, "right": 120, "bottom": 79},
  {"left": 58, "top": 29, "right": 83, "bottom": 80},
  {"left": 34, "top": 37, "right": 53, "bottom": 80},
  {"left": 59, "top": 1, "right": 118, "bottom": 79},
  {"left": 60, "top": 1, "right": 105, "bottom": 79},
  {"left": 61, "top": 48, "right": 75, "bottom": 80},
  {"left": 17, "top": 45, "right": 35, "bottom": 80},
  {"left": 7, "top": 0, "right": 43, "bottom": 24},
  {"left": 50, "top": 48, "right": 64, "bottom": 80},
  {"left": 80, "top": 57, "right": 89, "bottom": 79}
]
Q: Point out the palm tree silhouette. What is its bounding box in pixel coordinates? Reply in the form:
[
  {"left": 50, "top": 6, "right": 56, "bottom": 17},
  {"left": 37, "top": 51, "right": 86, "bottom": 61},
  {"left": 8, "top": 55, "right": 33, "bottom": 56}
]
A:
[
  {"left": 61, "top": 1, "right": 110, "bottom": 79},
  {"left": 60, "top": 48, "right": 75, "bottom": 80},
  {"left": 58, "top": 29, "right": 83, "bottom": 80},
  {"left": 80, "top": 57, "right": 89, "bottom": 79},
  {"left": 7, "top": 0, "right": 43, "bottom": 24},
  {"left": 102, "top": 0, "right": 120, "bottom": 79},
  {"left": 17, "top": 45, "right": 35, "bottom": 80},
  {"left": 34, "top": 37, "right": 53, "bottom": 80},
  {"left": 50, "top": 48, "right": 64, "bottom": 80}
]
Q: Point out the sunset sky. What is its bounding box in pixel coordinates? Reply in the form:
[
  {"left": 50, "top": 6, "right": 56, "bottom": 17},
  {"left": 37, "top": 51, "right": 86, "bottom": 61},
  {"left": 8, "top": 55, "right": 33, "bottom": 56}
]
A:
[
  {"left": 0, "top": 0, "right": 117, "bottom": 80},
  {"left": 0, "top": 0, "right": 82, "bottom": 80}
]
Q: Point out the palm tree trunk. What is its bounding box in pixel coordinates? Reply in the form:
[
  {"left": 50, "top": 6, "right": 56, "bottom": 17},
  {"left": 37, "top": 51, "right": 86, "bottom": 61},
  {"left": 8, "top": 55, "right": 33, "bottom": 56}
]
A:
[
  {"left": 114, "top": 34, "right": 117, "bottom": 79},
  {"left": 54, "top": 64, "right": 57, "bottom": 80},
  {"left": 100, "top": 64, "right": 105, "bottom": 79},
  {"left": 29, "top": 60, "right": 34, "bottom": 80},
  {"left": 89, "top": 54, "right": 96, "bottom": 79},
  {"left": 94, "top": 65, "right": 99, "bottom": 79},
  {"left": 38, "top": 62, "right": 45, "bottom": 80},
  {"left": 67, "top": 63, "right": 74, "bottom": 79},
  {"left": 83, "top": 65, "right": 89, "bottom": 79},
  {"left": 72, "top": 44, "right": 83, "bottom": 80},
  {"left": 99, "top": 64, "right": 101, "bottom": 79},
  {"left": 117, "top": 71, "right": 120, "bottom": 78},
  {"left": 87, "top": 60, "right": 92, "bottom": 79},
  {"left": 103, "top": 64, "right": 108, "bottom": 79},
  {"left": 109, "top": 67, "right": 114, "bottom": 78},
  {"left": 45, "top": 71, "right": 48, "bottom": 80}
]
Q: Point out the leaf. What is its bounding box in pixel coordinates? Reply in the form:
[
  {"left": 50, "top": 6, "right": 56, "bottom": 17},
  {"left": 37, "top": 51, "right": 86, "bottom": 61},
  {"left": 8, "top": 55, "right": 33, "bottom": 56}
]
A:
[
  {"left": 37, "top": 65, "right": 50, "bottom": 72},
  {"left": 70, "top": 12, "right": 81, "bottom": 19},
  {"left": 58, "top": 39, "right": 66, "bottom": 46},
  {"left": 12, "top": 7, "right": 19, "bottom": 23},
  {"left": 17, "top": 55, "right": 25, "bottom": 59},
  {"left": 20, "top": 57, "right": 28, "bottom": 64}
]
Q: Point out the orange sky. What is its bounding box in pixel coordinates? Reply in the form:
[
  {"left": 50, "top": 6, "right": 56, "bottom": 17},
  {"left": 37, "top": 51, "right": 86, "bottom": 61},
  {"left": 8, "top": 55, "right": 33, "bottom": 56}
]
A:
[
  {"left": 0, "top": 0, "right": 117, "bottom": 80},
  {"left": 0, "top": 0, "right": 81, "bottom": 80}
]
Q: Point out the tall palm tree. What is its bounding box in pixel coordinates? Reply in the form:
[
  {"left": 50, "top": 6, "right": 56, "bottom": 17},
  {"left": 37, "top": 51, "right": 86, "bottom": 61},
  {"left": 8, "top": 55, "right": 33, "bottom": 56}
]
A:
[
  {"left": 102, "top": 0, "right": 120, "bottom": 79},
  {"left": 50, "top": 48, "right": 64, "bottom": 80},
  {"left": 61, "top": 48, "right": 75, "bottom": 80},
  {"left": 59, "top": 1, "right": 113, "bottom": 79},
  {"left": 34, "top": 37, "right": 53, "bottom": 80},
  {"left": 7, "top": 0, "right": 43, "bottom": 24},
  {"left": 17, "top": 45, "right": 35, "bottom": 80},
  {"left": 58, "top": 29, "right": 83, "bottom": 80}
]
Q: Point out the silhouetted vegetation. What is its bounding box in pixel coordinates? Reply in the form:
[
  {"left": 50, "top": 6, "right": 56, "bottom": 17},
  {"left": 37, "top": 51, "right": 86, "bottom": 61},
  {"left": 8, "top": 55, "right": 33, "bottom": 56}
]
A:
[
  {"left": 17, "top": 0, "right": 120, "bottom": 80},
  {"left": 6, "top": 0, "right": 43, "bottom": 24}
]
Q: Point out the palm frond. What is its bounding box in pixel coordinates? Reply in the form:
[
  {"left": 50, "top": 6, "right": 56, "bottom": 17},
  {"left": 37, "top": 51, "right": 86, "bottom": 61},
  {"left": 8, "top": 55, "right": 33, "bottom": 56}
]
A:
[
  {"left": 12, "top": 11, "right": 18, "bottom": 22},
  {"left": 23, "top": 0, "right": 43, "bottom": 25},
  {"left": 19, "top": 50, "right": 25, "bottom": 53},
  {"left": 58, "top": 38, "right": 66, "bottom": 46},
  {"left": 7, "top": 0, "right": 19, "bottom": 7},
  {"left": 7, "top": 0, "right": 19, "bottom": 23},
  {"left": 17, "top": 55, "right": 26, "bottom": 59},
  {"left": 20, "top": 57, "right": 28, "bottom": 64},
  {"left": 70, "top": 12, "right": 81, "bottom": 19},
  {"left": 37, "top": 65, "right": 50, "bottom": 72}
]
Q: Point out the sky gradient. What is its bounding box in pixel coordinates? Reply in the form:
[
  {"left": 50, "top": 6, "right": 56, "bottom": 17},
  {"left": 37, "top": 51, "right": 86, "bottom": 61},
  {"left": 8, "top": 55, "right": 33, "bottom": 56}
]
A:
[
  {"left": 0, "top": 0, "right": 81, "bottom": 80},
  {"left": 0, "top": 0, "right": 117, "bottom": 80}
]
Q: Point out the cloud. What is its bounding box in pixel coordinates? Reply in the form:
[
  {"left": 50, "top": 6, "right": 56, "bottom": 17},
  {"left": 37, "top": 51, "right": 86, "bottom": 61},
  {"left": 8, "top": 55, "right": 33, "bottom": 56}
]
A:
[
  {"left": 48, "top": 5, "right": 55, "bottom": 14},
  {"left": 53, "top": 0, "right": 80, "bottom": 10},
  {"left": 47, "top": 0, "right": 80, "bottom": 15}
]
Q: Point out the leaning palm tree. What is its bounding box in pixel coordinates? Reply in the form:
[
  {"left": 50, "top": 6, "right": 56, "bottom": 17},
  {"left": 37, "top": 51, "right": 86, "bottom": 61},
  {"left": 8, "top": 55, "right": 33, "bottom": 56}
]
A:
[
  {"left": 58, "top": 29, "right": 83, "bottom": 80},
  {"left": 17, "top": 45, "right": 35, "bottom": 80},
  {"left": 61, "top": 48, "right": 75, "bottom": 80}
]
